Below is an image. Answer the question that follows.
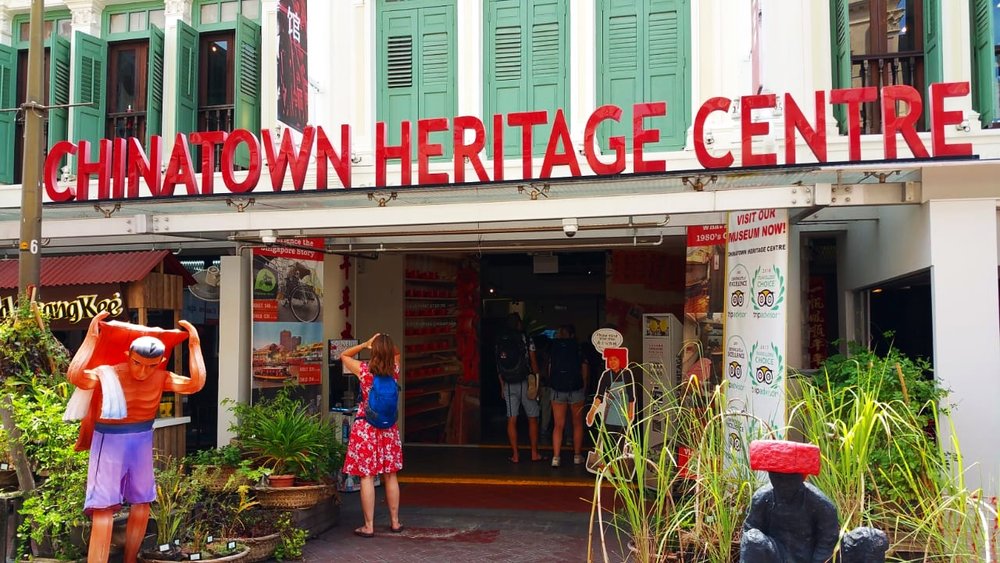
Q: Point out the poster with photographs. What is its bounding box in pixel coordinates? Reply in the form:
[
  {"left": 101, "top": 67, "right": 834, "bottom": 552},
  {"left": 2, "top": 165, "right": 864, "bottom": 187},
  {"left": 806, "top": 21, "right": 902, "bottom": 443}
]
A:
[
  {"left": 251, "top": 238, "right": 324, "bottom": 400},
  {"left": 723, "top": 209, "right": 789, "bottom": 460},
  {"left": 683, "top": 225, "right": 726, "bottom": 391},
  {"left": 277, "top": 0, "right": 308, "bottom": 132}
]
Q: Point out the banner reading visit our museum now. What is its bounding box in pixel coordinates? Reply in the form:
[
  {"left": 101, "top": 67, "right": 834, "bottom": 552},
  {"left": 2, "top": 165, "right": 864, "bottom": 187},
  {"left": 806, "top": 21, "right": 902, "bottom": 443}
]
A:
[{"left": 723, "top": 208, "right": 789, "bottom": 454}]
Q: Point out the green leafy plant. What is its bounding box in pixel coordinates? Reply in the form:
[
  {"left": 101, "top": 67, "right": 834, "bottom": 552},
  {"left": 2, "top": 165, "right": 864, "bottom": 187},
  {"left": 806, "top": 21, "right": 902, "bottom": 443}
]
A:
[
  {"left": 186, "top": 444, "right": 243, "bottom": 468},
  {"left": 274, "top": 512, "right": 307, "bottom": 561},
  {"left": 149, "top": 457, "right": 207, "bottom": 547}
]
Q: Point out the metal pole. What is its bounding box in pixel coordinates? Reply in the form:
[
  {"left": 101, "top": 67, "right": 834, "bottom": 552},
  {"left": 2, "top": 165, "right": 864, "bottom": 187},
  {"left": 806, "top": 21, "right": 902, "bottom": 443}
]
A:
[{"left": 18, "top": 0, "right": 45, "bottom": 298}]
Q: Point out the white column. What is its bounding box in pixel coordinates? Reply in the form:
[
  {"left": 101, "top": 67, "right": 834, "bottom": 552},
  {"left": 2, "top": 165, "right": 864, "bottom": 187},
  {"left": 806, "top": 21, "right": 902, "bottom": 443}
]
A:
[
  {"left": 928, "top": 199, "right": 1000, "bottom": 498},
  {"left": 217, "top": 252, "right": 252, "bottom": 446},
  {"left": 352, "top": 1, "right": 375, "bottom": 162},
  {"left": 569, "top": 0, "right": 595, "bottom": 148},
  {"left": 455, "top": 1, "right": 481, "bottom": 119},
  {"left": 321, "top": 254, "right": 350, "bottom": 413},
  {"left": 0, "top": 7, "right": 13, "bottom": 46},
  {"left": 161, "top": 0, "right": 193, "bottom": 168},
  {"left": 259, "top": 0, "right": 278, "bottom": 132}
]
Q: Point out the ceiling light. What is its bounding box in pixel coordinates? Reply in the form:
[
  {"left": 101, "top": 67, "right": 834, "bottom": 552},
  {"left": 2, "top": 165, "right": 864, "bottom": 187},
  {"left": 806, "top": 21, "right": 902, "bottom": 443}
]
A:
[{"left": 871, "top": 288, "right": 883, "bottom": 294}]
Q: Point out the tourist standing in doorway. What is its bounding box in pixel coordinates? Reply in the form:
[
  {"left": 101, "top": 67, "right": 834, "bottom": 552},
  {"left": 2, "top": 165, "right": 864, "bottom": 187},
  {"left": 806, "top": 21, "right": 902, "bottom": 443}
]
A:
[
  {"left": 341, "top": 333, "right": 404, "bottom": 538},
  {"left": 496, "top": 313, "right": 545, "bottom": 463},
  {"left": 548, "top": 325, "right": 590, "bottom": 467}
]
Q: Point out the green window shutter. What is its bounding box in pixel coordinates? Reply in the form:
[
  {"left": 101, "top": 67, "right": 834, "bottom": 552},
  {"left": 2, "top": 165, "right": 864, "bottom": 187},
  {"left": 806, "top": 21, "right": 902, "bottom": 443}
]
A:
[
  {"left": 0, "top": 44, "right": 15, "bottom": 183},
  {"left": 598, "top": 0, "right": 641, "bottom": 151},
  {"left": 175, "top": 20, "right": 199, "bottom": 136},
  {"left": 71, "top": 31, "right": 107, "bottom": 162},
  {"left": 923, "top": 0, "right": 942, "bottom": 86},
  {"left": 485, "top": 0, "right": 525, "bottom": 156},
  {"left": 47, "top": 34, "right": 71, "bottom": 151},
  {"left": 379, "top": 9, "right": 418, "bottom": 153},
  {"left": 417, "top": 4, "right": 456, "bottom": 158},
  {"left": 527, "top": 0, "right": 568, "bottom": 154},
  {"left": 146, "top": 25, "right": 164, "bottom": 144},
  {"left": 971, "top": 0, "right": 996, "bottom": 127},
  {"left": 829, "top": 0, "right": 850, "bottom": 134},
  {"left": 234, "top": 15, "right": 261, "bottom": 166},
  {"left": 645, "top": 0, "right": 686, "bottom": 150}
]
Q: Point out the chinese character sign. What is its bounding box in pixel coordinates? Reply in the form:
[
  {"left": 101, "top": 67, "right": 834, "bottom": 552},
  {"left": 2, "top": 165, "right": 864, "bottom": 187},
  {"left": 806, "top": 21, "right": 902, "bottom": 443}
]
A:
[{"left": 277, "top": 0, "right": 308, "bottom": 132}]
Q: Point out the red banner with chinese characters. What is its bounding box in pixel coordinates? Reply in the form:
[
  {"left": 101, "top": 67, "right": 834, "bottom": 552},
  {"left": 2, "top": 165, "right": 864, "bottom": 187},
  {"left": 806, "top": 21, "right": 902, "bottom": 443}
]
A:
[
  {"left": 807, "top": 277, "right": 828, "bottom": 367},
  {"left": 277, "top": 0, "right": 309, "bottom": 132}
]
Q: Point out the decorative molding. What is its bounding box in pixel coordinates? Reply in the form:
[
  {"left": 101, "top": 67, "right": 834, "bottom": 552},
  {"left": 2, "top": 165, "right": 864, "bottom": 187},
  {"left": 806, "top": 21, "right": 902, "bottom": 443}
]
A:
[
  {"left": 164, "top": 0, "right": 192, "bottom": 19},
  {"left": 0, "top": 8, "right": 12, "bottom": 45}
]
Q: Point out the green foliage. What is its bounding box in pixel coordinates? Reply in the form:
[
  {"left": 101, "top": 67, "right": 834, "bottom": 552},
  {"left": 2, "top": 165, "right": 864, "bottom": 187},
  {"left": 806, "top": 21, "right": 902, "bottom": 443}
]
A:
[
  {"left": 149, "top": 457, "right": 207, "bottom": 546},
  {"left": 0, "top": 298, "right": 70, "bottom": 385},
  {"left": 226, "top": 388, "right": 344, "bottom": 480},
  {"left": 809, "top": 343, "right": 946, "bottom": 509},
  {"left": 186, "top": 444, "right": 243, "bottom": 468},
  {"left": 274, "top": 512, "right": 306, "bottom": 561},
  {"left": 11, "top": 378, "right": 88, "bottom": 560}
]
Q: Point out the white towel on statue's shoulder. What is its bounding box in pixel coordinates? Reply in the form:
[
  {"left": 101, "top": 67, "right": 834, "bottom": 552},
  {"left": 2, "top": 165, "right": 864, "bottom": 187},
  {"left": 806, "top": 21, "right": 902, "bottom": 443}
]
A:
[{"left": 62, "top": 365, "right": 128, "bottom": 421}]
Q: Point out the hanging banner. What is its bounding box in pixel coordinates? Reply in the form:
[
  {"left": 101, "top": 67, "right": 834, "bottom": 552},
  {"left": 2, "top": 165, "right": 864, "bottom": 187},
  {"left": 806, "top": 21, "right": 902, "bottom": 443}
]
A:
[
  {"left": 723, "top": 209, "right": 789, "bottom": 454},
  {"left": 683, "top": 225, "right": 726, "bottom": 391},
  {"left": 251, "top": 238, "right": 324, "bottom": 400},
  {"left": 277, "top": 0, "right": 309, "bottom": 132}
]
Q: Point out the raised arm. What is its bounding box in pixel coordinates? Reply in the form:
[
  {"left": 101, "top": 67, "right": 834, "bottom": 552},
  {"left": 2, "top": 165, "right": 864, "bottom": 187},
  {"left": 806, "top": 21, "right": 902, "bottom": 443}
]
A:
[
  {"left": 164, "top": 321, "right": 207, "bottom": 393},
  {"left": 67, "top": 312, "right": 109, "bottom": 389},
  {"left": 340, "top": 334, "right": 378, "bottom": 378}
]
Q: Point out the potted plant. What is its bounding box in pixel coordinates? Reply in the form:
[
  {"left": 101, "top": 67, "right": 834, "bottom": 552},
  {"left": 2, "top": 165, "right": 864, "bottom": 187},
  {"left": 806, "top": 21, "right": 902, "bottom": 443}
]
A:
[
  {"left": 140, "top": 458, "right": 249, "bottom": 562},
  {"left": 197, "top": 483, "right": 285, "bottom": 563},
  {"left": 273, "top": 513, "right": 306, "bottom": 562},
  {"left": 187, "top": 445, "right": 246, "bottom": 493}
]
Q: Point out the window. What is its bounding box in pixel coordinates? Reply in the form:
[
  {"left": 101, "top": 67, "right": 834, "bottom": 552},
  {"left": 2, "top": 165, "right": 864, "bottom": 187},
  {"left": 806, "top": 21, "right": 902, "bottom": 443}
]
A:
[
  {"left": 969, "top": 0, "right": 997, "bottom": 127},
  {"left": 484, "top": 0, "right": 569, "bottom": 156},
  {"left": 106, "top": 41, "right": 150, "bottom": 142},
  {"left": 175, "top": 12, "right": 260, "bottom": 168},
  {"left": 830, "top": 0, "right": 942, "bottom": 134},
  {"left": 595, "top": 0, "right": 691, "bottom": 152},
  {"left": 196, "top": 0, "right": 261, "bottom": 29},
  {"left": 377, "top": 0, "right": 457, "bottom": 159}
]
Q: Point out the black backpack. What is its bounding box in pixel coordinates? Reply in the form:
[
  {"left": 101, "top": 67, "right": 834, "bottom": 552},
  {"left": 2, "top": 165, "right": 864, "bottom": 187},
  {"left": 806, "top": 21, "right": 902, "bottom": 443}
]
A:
[
  {"left": 496, "top": 330, "right": 528, "bottom": 383},
  {"left": 548, "top": 339, "right": 583, "bottom": 392}
]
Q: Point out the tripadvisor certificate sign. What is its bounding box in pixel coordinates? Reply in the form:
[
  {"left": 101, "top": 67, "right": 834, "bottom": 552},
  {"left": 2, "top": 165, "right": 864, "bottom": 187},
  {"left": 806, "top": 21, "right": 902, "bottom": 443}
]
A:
[{"left": 724, "top": 208, "right": 789, "bottom": 453}]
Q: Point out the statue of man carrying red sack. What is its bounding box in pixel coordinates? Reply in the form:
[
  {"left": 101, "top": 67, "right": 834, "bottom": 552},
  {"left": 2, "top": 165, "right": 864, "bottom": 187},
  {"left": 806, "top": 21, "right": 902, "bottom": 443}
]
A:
[{"left": 64, "top": 311, "right": 206, "bottom": 563}]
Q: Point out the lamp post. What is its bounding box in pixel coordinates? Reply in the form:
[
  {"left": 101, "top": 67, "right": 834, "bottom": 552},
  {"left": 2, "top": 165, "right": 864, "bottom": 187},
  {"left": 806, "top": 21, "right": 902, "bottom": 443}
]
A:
[{"left": 18, "top": 0, "right": 45, "bottom": 297}]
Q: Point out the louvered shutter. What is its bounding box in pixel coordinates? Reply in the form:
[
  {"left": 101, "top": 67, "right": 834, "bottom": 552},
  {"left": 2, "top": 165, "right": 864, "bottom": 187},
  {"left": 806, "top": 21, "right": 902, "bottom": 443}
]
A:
[
  {"left": 645, "top": 0, "right": 686, "bottom": 150},
  {"left": 923, "top": 0, "right": 942, "bottom": 91},
  {"left": 527, "top": 0, "right": 567, "bottom": 154},
  {"left": 234, "top": 15, "right": 261, "bottom": 167},
  {"left": 598, "top": 0, "right": 641, "bottom": 152},
  {"left": 417, "top": 4, "right": 456, "bottom": 158},
  {"left": 486, "top": 0, "right": 524, "bottom": 156},
  {"left": 380, "top": 9, "right": 418, "bottom": 153},
  {"left": 829, "top": 0, "right": 850, "bottom": 134},
  {"left": 146, "top": 25, "right": 164, "bottom": 144},
  {"left": 47, "top": 34, "right": 71, "bottom": 152},
  {"left": 0, "top": 44, "right": 15, "bottom": 183},
  {"left": 175, "top": 21, "right": 199, "bottom": 136},
  {"left": 971, "top": 0, "right": 996, "bottom": 127},
  {"left": 72, "top": 31, "right": 107, "bottom": 162}
]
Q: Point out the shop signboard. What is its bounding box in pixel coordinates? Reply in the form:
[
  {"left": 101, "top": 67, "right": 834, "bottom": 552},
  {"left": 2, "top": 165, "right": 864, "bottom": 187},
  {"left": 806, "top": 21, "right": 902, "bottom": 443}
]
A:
[
  {"left": 277, "top": 0, "right": 308, "bottom": 133},
  {"left": 251, "top": 238, "right": 325, "bottom": 400},
  {"left": 0, "top": 284, "right": 127, "bottom": 330},
  {"left": 43, "top": 82, "right": 974, "bottom": 202},
  {"left": 723, "top": 208, "right": 789, "bottom": 462}
]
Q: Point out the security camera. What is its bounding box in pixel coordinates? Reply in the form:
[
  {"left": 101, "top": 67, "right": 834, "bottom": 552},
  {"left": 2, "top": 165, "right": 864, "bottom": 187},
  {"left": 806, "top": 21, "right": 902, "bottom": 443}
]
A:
[{"left": 562, "top": 218, "right": 578, "bottom": 238}]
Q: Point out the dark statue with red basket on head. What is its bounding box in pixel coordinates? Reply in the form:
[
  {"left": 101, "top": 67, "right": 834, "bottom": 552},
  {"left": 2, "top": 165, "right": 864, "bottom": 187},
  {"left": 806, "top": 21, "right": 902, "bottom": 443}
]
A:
[{"left": 741, "top": 439, "right": 888, "bottom": 563}]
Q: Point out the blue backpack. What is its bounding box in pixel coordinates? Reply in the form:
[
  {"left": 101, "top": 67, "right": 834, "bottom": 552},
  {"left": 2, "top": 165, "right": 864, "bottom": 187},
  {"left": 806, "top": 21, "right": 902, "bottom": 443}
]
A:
[{"left": 365, "top": 374, "right": 399, "bottom": 429}]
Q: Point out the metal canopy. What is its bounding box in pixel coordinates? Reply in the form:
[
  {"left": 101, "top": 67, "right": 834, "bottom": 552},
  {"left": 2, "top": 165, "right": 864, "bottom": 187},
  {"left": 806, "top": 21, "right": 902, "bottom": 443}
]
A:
[{"left": 0, "top": 163, "right": 924, "bottom": 254}]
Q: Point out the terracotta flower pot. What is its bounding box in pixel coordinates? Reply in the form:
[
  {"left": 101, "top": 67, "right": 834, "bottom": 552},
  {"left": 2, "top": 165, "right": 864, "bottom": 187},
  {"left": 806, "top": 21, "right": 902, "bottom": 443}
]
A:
[{"left": 267, "top": 474, "right": 296, "bottom": 488}]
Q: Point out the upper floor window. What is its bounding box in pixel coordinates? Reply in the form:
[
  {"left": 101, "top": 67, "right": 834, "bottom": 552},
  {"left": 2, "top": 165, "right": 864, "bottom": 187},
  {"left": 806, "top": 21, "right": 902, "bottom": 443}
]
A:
[
  {"left": 376, "top": 0, "right": 457, "bottom": 159},
  {"left": 830, "top": 0, "right": 942, "bottom": 134},
  {"left": 595, "top": 0, "right": 691, "bottom": 152},
  {"left": 196, "top": 0, "right": 261, "bottom": 28}
]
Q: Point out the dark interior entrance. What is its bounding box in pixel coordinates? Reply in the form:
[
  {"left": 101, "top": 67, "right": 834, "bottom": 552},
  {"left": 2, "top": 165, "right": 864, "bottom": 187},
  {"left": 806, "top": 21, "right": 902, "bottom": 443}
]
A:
[{"left": 478, "top": 252, "right": 606, "bottom": 445}]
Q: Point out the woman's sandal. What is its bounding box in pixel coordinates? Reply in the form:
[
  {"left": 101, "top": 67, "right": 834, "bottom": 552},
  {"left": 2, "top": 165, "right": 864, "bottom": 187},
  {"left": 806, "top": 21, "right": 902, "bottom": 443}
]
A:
[
  {"left": 354, "top": 527, "right": 375, "bottom": 538},
  {"left": 389, "top": 525, "right": 405, "bottom": 533}
]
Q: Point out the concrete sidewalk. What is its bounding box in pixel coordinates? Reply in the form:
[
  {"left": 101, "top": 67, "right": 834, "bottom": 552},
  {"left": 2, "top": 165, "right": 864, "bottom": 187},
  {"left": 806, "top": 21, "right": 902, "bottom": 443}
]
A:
[{"left": 302, "top": 482, "right": 606, "bottom": 562}]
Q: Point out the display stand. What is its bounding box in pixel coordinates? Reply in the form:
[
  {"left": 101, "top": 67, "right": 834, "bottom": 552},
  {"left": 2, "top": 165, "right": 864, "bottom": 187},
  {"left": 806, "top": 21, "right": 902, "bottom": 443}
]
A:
[{"left": 402, "top": 255, "right": 462, "bottom": 443}]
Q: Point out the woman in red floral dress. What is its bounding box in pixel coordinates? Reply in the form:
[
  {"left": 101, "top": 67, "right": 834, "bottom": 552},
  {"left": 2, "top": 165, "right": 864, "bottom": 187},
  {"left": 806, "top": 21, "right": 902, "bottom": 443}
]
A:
[{"left": 341, "top": 333, "right": 403, "bottom": 538}]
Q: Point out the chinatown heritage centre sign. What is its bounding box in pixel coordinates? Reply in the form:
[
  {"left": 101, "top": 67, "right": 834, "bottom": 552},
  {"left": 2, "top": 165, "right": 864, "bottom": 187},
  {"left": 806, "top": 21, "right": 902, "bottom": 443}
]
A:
[{"left": 43, "top": 82, "right": 974, "bottom": 202}]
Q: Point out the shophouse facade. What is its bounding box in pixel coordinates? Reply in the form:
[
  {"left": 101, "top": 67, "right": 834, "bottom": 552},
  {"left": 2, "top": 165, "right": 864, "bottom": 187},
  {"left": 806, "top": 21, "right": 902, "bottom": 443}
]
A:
[{"left": 0, "top": 0, "right": 997, "bottom": 495}]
